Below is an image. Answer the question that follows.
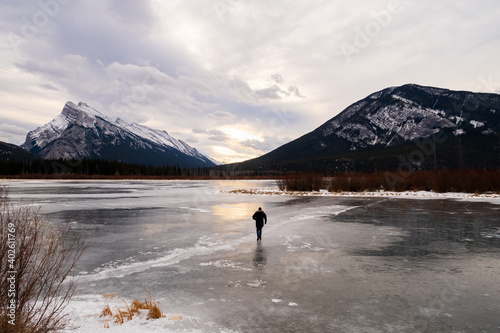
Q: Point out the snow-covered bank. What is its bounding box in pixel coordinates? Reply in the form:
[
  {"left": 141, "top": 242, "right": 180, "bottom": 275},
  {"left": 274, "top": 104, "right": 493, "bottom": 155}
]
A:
[
  {"left": 62, "top": 294, "right": 202, "bottom": 333},
  {"left": 223, "top": 188, "right": 500, "bottom": 201}
]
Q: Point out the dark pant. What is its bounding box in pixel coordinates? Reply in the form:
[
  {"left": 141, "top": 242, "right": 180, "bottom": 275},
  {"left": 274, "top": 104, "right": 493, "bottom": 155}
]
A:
[{"left": 256, "top": 228, "right": 262, "bottom": 239}]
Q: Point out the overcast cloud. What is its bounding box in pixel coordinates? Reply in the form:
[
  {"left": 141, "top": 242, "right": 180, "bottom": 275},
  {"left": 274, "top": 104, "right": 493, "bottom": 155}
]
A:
[{"left": 1, "top": 0, "right": 499, "bottom": 163}]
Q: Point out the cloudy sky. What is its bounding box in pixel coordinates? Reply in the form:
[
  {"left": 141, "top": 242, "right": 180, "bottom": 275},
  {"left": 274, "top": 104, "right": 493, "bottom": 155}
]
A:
[{"left": 1, "top": 0, "right": 499, "bottom": 163}]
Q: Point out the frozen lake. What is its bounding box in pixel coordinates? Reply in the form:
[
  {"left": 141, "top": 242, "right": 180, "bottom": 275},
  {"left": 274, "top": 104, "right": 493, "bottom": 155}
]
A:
[{"left": 5, "top": 180, "right": 500, "bottom": 332}]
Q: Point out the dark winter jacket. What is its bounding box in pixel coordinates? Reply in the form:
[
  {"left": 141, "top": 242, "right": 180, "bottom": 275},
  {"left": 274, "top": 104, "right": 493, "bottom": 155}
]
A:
[{"left": 252, "top": 209, "right": 267, "bottom": 229}]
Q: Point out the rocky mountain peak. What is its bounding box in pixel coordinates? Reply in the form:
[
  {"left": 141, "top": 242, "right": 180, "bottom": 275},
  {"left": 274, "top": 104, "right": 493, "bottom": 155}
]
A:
[
  {"left": 234, "top": 84, "right": 500, "bottom": 171},
  {"left": 21, "top": 102, "right": 216, "bottom": 167},
  {"left": 321, "top": 84, "right": 499, "bottom": 149}
]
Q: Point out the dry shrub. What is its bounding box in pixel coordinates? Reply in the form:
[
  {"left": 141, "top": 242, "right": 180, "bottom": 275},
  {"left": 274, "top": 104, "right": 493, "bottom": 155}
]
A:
[
  {"left": 0, "top": 189, "right": 87, "bottom": 333},
  {"left": 131, "top": 299, "right": 148, "bottom": 313},
  {"left": 101, "top": 291, "right": 164, "bottom": 327},
  {"left": 323, "top": 169, "right": 500, "bottom": 193},
  {"left": 146, "top": 290, "right": 163, "bottom": 320},
  {"left": 277, "top": 172, "right": 326, "bottom": 191},
  {"left": 147, "top": 303, "right": 162, "bottom": 320}
]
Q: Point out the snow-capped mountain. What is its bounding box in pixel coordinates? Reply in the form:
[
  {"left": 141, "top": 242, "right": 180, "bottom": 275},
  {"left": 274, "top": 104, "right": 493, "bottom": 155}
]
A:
[
  {"left": 319, "top": 84, "right": 498, "bottom": 150},
  {"left": 235, "top": 84, "right": 500, "bottom": 171},
  {"left": 21, "top": 101, "right": 216, "bottom": 168}
]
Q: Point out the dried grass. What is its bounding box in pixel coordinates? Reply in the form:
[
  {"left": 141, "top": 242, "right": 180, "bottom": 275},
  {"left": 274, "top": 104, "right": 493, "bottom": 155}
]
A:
[
  {"left": 113, "top": 308, "right": 124, "bottom": 324},
  {"left": 146, "top": 290, "right": 164, "bottom": 320},
  {"left": 131, "top": 299, "right": 148, "bottom": 313},
  {"left": 100, "top": 291, "right": 165, "bottom": 328},
  {"left": 119, "top": 298, "right": 134, "bottom": 320}
]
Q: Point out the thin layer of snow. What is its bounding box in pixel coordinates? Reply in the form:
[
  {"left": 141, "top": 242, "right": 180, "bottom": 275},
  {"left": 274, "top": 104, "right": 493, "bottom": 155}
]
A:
[
  {"left": 115, "top": 119, "right": 182, "bottom": 153},
  {"left": 365, "top": 105, "right": 453, "bottom": 143},
  {"left": 391, "top": 94, "right": 414, "bottom": 105},
  {"left": 470, "top": 120, "right": 484, "bottom": 128},
  {"left": 62, "top": 294, "right": 200, "bottom": 333},
  {"left": 75, "top": 102, "right": 111, "bottom": 121},
  {"left": 222, "top": 188, "right": 500, "bottom": 202}
]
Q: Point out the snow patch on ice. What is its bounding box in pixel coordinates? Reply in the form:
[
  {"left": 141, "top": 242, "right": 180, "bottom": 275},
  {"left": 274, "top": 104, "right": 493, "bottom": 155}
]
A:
[
  {"left": 61, "top": 294, "right": 201, "bottom": 333},
  {"left": 223, "top": 188, "right": 500, "bottom": 202},
  {"left": 283, "top": 235, "right": 325, "bottom": 252},
  {"left": 246, "top": 279, "right": 266, "bottom": 288},
  {"left": 199, "top": 260, "right": 242, "bottom": 269}
]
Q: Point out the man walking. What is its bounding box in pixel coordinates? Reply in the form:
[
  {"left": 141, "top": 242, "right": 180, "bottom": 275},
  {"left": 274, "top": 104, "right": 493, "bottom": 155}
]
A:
[{"left": 252, "top": 207, "right": 267, "bottom": 241}]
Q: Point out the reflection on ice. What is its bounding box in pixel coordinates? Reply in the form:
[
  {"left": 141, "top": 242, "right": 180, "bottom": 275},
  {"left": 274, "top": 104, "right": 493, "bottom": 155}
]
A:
[
  {"left": 212, "top": 202, "right": 263, "bottom": 221},
  {"left": 253, "top": 243, "right": 267, "bottom": 269}
]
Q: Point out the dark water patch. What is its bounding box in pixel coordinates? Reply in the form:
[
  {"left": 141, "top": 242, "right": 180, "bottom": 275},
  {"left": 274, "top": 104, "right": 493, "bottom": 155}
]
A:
[
  {"left": 333, "top": 198, "right": 500, "bottom": 257},
  {"left": 46, "top": 206, "right": 166, "bottom": 226}
]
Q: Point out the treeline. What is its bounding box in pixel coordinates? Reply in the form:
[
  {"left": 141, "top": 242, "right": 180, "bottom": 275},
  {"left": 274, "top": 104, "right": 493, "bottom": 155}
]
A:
[
  {"left": 0, "top": 158, "right": 213, "bottom": 178},
  {"left": 3, "top": 158, "right": 500, "bottom": 193},
  {"left": 277, "top": 169, "right": 500, "bottom": 193}
]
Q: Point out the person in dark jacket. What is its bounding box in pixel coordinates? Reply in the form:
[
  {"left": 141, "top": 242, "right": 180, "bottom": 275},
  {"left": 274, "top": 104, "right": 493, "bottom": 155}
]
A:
[{"left": 252, "top": 207, "right": 267, "bottom": 241}]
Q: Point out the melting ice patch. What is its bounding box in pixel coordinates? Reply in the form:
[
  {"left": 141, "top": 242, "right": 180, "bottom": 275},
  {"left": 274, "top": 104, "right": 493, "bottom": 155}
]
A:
[
  {"left": 180, "top": 207, "right": 211, "bottom": 213},
  {"left": 283, "top": 235, "right": 325, "bottom": 252}
]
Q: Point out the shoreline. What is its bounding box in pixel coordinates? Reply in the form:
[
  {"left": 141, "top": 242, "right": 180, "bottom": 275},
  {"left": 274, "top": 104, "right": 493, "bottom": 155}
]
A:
[
  {"left": 3, "top": 178, "right": 500, "bottom": 200},
  {"left": 223, "top": 188, "right": 500, "bottom": 200}
]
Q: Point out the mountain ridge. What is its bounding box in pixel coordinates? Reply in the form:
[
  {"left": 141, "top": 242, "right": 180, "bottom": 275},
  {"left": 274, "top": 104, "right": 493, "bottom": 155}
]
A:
[
  {"left": 21, "top": 101, "right": 216, "bottom": 168},
  {"left": 229, "top": 84, "right": 500, "bottom": 172},
  {"left": 0, "top": 141, "right": 38, "bottom": 162}
]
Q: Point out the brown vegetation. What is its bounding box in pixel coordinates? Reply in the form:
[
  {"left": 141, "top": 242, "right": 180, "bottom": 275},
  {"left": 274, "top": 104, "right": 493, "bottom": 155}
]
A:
[
  {"left": 99, "top": 291, "right": 165, "bottom": 327},
  {"left": 277, "top": 172, "right": 326, "bottom": 191},
  {"left": 0, "top": 190, "right": 87, "bottom": 333},
  {"left": 278, "top": 169, "right": 500, "bottom": 193}
]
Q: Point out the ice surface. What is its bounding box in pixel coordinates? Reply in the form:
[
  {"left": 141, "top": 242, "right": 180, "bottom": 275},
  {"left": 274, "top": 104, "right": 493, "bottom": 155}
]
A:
[{"left": 4, "top": 180, "right": 500, "bottom": 332}]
